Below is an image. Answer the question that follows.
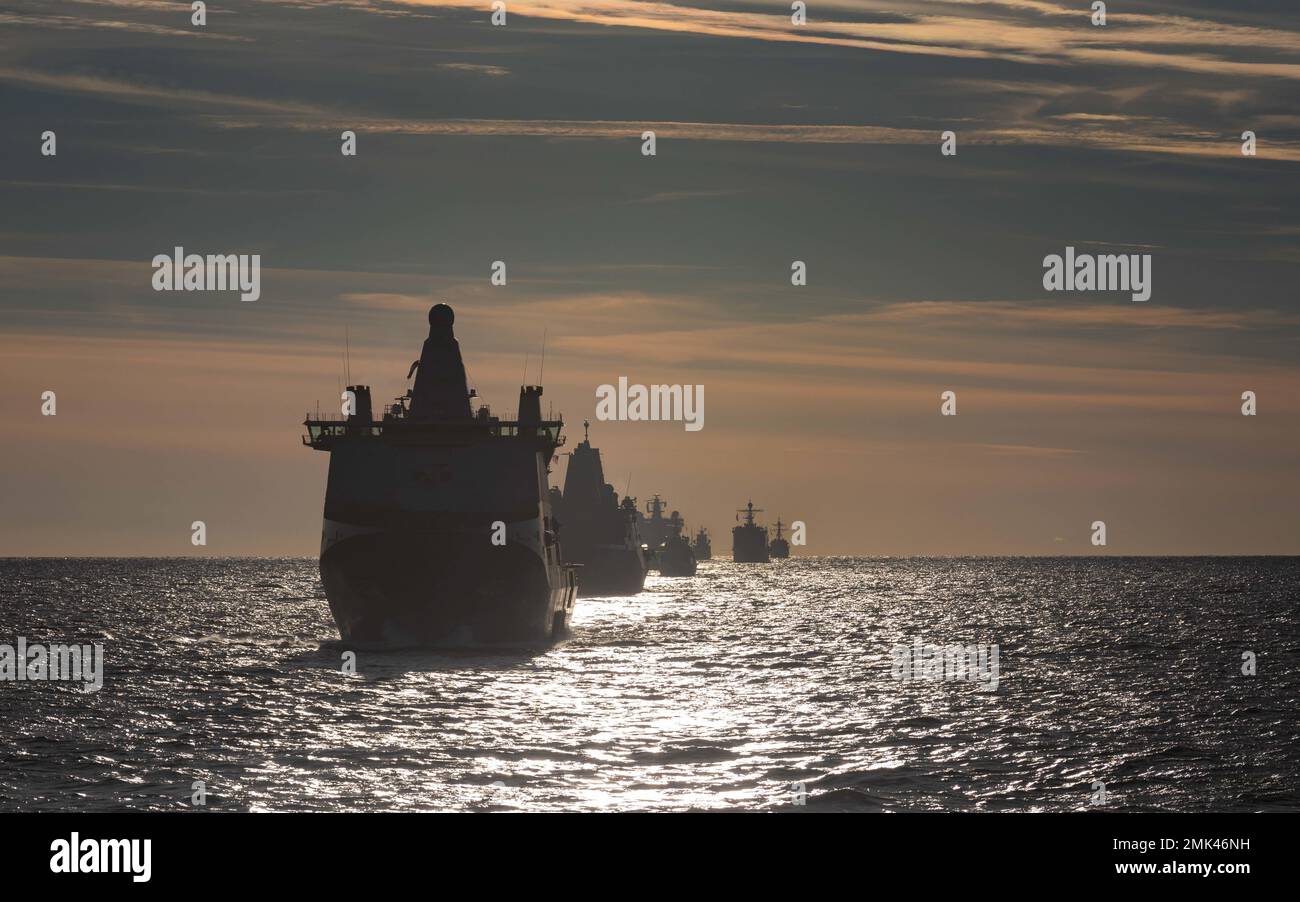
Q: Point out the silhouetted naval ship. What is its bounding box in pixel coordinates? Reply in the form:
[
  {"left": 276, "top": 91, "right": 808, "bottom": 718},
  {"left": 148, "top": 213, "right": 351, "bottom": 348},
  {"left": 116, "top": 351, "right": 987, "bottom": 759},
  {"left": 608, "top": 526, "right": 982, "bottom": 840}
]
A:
[
  {"left": 302, "top": 304, "right": 577, "bottom": 648},
  {"left": 548, "top": 420, "right": 648, "bottom": 596},
  {"left": 732, "top": 501, "right": 769, "bottom": 563},
  {"left": 636, "top": 495, "right": 696, "bottom": 576},
  {"left": 692, "top": 527, "right": 712, "bottom": 561},
  {"left": 658, "top": 526, "right": 697, "bottom": 577},
  {"left": 770, "top": 518, "right": 790, "bottom": 559}
]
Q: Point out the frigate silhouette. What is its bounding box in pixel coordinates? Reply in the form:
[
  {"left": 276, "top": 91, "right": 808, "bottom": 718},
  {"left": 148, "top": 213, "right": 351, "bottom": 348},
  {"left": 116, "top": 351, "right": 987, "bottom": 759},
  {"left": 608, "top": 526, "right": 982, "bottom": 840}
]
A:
[{"left": 732, "top": 501, "right": 770, "bottom": 563}]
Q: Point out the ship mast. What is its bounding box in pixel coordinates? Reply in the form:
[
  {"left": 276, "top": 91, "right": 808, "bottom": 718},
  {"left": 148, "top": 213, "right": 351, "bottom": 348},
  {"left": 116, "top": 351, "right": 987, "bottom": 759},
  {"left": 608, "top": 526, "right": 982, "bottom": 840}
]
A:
[
  {"left": 646, "top": 494, "right": 666, "bottom": 521},
  {"left": 736, "top": 501, "right": 763, "bottom": 526}
]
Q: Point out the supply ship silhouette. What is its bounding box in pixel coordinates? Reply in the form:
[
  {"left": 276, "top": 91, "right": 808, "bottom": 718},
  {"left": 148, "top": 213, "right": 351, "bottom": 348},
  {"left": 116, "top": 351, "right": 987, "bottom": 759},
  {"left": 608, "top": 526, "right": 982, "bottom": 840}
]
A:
[
  {"left": 302, "top": 304, "right": 577, "bottom": 648},
  {"left": 549, "top": 421, "right": 648, "bottom": 596}
]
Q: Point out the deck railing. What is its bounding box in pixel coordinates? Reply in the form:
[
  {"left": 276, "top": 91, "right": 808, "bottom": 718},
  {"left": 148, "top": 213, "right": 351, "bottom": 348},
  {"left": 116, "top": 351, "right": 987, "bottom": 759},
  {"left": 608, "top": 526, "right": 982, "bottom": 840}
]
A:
[{"left": 302, "top": 418, "right": 565, "bottom": 449}]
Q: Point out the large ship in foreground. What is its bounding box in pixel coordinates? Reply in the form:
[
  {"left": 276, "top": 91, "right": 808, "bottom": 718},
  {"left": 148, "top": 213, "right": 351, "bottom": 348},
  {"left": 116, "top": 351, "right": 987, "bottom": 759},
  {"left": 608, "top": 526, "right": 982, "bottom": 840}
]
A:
[
  {"left": 548, "top": 421, "right": 648, "bottom": 596},
  {"left": 303, "top": 304, "right": 577, "bottom": 648},
  {"left": 732, "top": 501, "right": 770, "bottom": 563}
]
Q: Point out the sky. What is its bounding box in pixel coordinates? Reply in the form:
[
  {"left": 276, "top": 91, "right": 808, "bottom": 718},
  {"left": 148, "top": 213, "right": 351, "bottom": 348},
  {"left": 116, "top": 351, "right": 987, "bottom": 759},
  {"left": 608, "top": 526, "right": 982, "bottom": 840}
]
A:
[{"left": 1, "top": 0, "right": 1298, "bottom": 555}]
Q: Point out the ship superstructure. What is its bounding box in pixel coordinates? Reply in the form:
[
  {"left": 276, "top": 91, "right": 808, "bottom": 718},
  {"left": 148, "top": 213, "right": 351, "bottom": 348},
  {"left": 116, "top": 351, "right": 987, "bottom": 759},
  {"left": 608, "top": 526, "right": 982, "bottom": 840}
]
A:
[
  {"left": 732, "top": 501, "right": 770, "bottom": 563},
  {"left": 636, "top": 494, "right": 671, "bottom": 549},
  {"left": 302, "top": 304, "right": 576, "bottom": 647}
]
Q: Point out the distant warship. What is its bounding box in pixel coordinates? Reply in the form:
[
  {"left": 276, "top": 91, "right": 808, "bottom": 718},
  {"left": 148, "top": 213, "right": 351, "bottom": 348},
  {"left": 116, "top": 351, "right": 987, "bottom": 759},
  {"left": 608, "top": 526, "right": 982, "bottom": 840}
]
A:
[
  {"left": 548, "top": 420, "right": 648, "bottom": 596},
  {"left": 658, "top": 525, "right": 697, "bottom": 577},
  {"left": 692, "top": 527, "right": 712, "bottom": 561},
  {"left": 636, "top": 495, "right": 697, "bottom": 577},
  {"left": 303, "top": 303, "right": 577, "bottom": 648},
  {"left": 634, "top": 493, "right": 667, "bottom": 549},
  {"left": 769, "top": 517, "right": 790, "bottom": 559},
  {"left": 732, "top": 501, "right": 769, "bottom": 563}
]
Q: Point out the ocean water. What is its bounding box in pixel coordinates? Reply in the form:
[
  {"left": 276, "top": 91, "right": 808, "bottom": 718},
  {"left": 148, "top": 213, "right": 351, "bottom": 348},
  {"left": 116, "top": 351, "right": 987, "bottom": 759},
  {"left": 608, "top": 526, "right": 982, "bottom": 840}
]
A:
[{"left": 1, "top": 557, "right": 1296, "bottom": 812}]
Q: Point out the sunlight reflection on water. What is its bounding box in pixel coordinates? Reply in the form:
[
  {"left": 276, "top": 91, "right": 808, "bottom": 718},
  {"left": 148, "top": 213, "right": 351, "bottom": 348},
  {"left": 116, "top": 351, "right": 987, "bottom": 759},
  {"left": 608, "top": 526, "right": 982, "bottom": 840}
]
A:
[{"left": 1, "top": 557, "right": 1297, "bottom": 812}]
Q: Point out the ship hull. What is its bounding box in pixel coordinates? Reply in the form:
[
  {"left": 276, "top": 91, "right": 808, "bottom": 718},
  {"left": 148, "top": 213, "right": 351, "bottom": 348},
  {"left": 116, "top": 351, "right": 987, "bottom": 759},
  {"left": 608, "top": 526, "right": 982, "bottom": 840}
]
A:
[
  {"left": 659, "top": 559, "right": 697, "bottom": 577},
  {"left": 321, "top": 524, "right": 575, "bottom": 648},
  {"left": 733, "top": 526, "right": 770, "bottom": 563},
  {"left": 574, "top": 545, "right": 648, "bottom": 597},
  {"left": 770, "top": 539, "right": 790, "bottom": 559},
  {"left": 317, "top": 436, "right": 575, "bottom": 649},
  {"left": 656, "top": 542, "right": 697, "bottom": 576}
]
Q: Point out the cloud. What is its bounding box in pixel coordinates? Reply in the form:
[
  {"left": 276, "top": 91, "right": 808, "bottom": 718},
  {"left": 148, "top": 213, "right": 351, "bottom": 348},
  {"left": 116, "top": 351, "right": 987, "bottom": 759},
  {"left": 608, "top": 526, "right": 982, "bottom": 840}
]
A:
[
  {"left": 379, "top": 0, "right": 1300, "bottom": 79},
  {"left": 630, "top": 188, "right": 747, "bottom": 204},
  {"left": 6, "top": 2, "right": 1296, "bottom": 162},
  {"left": 208, "top": 114, "right": 1300, "bottom": 161},
  {"left": 436, "top": 62, "right": 511, "bottom": 77},
  {"left": 0, "top": 11, "right": 250, "bottom": 40},
  {"left": 968, "top": 442, "right": 1086, "bottom": 457},
  {"left": 0, "top": 67, "right": 327, "bottom": 115}
]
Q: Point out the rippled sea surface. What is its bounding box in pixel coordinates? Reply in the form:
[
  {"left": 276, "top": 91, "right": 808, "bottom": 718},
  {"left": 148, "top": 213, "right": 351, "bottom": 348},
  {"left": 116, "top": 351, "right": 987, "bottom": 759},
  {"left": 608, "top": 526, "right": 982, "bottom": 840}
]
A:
[{"left": 1, "top": 557, "right": 1297, "bottom": 812}]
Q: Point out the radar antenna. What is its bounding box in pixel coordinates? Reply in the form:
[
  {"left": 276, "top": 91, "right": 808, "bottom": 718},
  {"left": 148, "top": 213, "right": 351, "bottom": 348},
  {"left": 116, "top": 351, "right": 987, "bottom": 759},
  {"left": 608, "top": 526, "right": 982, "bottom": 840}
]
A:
[{"left": 736, "top": 501, "right": 764, "bottom": 526}]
